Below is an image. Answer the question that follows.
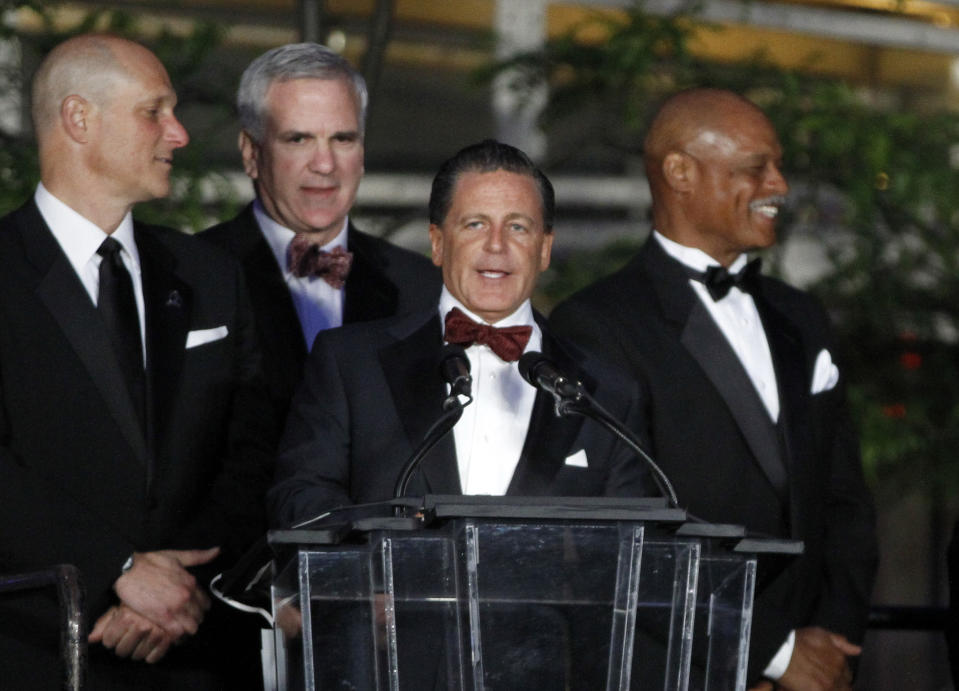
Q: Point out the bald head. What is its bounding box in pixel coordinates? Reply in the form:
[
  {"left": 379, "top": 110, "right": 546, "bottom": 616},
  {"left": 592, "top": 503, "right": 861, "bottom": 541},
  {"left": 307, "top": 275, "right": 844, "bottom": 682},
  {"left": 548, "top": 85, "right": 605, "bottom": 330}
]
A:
[
  {"left": 642, "top": 88, "right": 788, "bottom": 266},
  {"left": 31, "top": 35, "right": 158, "bottom": 140},
  {"left": 643, "top": 88, "right": 773, "bottom": 179},
  {"left": 30, "top": 34, "right": 189, "bottom": 232}
]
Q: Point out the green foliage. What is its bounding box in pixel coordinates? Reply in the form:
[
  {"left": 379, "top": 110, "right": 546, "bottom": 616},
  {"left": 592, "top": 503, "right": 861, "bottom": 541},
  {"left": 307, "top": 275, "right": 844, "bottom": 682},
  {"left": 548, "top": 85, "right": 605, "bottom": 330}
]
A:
[
  {"left": 0, "top": 4, "right": 236, "bottom": 231},
  {"left": 489, "top": 2, "right": 959, "bottom": 500},
  {"left": 536, "top": 236, "right": 644, "bottom": 311}
]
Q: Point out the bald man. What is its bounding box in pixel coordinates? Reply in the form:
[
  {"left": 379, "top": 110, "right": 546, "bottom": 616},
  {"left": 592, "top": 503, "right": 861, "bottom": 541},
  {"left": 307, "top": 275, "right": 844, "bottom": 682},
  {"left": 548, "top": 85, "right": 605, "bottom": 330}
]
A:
[
  {"left": 551, "top": 88, "right": 877, "bottom": 690},
  {"left": 0, "top": 35, "right": 274, "bottom": 689}
]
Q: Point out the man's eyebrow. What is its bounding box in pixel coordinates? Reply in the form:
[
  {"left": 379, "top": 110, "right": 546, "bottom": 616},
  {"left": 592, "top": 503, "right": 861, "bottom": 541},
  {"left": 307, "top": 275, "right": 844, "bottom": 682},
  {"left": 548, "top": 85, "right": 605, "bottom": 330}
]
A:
[
  {"left": 137, "top": 95, "right": 172, "bottom": 108},
  {"left": 741, "top": 152, "right": 776, "bottom": 165},
  {"left": 458, "top": 211, "right": 491, "bottom": 222}
]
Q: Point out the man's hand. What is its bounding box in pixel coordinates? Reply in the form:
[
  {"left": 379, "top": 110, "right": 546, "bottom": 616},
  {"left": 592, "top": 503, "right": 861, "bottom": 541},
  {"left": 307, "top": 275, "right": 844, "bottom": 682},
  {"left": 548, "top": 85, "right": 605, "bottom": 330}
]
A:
[
  {"left": 113, "top": 547, "right": 219, "bottom": 639},
  {"left": 89, "top": 605, "right": 176, "bottom": 663},
  {"left": 748, "top": 681, "right": 774, "bottom": 691},
  {"left": 776, "top": 626, "right": 861, "bottom": 691}
]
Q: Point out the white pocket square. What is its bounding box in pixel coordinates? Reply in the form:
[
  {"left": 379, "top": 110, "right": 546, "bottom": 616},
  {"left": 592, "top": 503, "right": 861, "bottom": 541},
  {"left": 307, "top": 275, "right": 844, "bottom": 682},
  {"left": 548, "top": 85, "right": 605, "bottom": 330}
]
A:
[
  {"left": 564, "top": 450, "right": 588, "bottom": 468},
  {"left": 185, "top": 325, "right": 228, "bottom": 349},
  {"left": 811, "top": 348, "right": 839, "bottom": 394}
]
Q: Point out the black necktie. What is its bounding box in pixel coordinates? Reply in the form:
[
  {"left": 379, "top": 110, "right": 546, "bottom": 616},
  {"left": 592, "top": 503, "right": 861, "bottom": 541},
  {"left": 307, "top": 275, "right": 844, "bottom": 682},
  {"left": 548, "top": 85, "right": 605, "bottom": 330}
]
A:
[
  {"left": 690, "top": 258, "right": 762, "bottom": 301},
  {"left": 97, "top": 237, "right": 145, "bottom": 427}
]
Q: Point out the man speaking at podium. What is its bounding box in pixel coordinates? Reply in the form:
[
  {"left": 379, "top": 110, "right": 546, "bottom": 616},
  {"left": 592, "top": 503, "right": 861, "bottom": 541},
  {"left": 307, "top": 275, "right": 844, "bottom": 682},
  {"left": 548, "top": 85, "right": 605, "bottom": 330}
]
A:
[{"left": 268, "top": 139, "right": 656, "bottom": 528}]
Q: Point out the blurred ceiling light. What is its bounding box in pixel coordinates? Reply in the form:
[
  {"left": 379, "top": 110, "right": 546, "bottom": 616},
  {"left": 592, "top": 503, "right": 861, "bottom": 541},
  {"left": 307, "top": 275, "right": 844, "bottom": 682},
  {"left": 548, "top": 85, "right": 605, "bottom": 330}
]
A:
[{"left": 326, "top": 29, "right": 347, "bottom": 53}]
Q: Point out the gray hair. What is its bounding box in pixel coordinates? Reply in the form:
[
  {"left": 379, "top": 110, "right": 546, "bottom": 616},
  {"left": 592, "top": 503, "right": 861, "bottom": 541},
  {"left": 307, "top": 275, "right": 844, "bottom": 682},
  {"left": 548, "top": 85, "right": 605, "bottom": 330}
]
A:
[{"left": 237, "top": 42, "right": 368, "bottom": 142}]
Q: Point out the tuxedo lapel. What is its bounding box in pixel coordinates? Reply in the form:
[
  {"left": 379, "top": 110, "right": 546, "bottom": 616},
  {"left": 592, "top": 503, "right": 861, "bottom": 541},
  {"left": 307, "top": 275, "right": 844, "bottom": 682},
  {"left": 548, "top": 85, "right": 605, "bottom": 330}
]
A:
[
  {"left": 680, "top": 300, "right": 789, "bottom": 497},
  {"left": 643, "top": 239, "right": 699, "bottom": 334},
  {"left": 379, "top": 312, "right": 461, "bottom": 494},
  {"left": 645, "top": 238, "right": 788, "bottom": 497},
  {"left": 506, "top": 320, "right": 588, "bottom": 496},
  {"left": 136, "top": 227, "right": 191, "bottom": 470},
  {"left": 344, "top": 225, "right": 399, "bottom": 324},
  {"left": 18, "top": 203, "right": 149, "bottom": 465},
  {"left": 234, "top": 206, "right": 305, "bottom": 359}
]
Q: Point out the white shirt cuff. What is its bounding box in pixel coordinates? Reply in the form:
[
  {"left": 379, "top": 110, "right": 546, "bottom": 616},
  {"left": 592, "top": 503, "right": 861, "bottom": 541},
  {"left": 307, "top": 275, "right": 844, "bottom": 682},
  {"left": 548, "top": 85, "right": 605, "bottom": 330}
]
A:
[{"left": 763, "top": 629, "right": 796, "bottom": 680}]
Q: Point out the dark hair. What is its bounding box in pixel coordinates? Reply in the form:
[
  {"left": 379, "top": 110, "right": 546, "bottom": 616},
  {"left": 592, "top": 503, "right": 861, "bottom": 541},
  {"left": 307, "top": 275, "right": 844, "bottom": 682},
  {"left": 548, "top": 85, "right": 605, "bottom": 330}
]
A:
[{"left": 428, "top": 139, "right": 555, "bottom": 231}]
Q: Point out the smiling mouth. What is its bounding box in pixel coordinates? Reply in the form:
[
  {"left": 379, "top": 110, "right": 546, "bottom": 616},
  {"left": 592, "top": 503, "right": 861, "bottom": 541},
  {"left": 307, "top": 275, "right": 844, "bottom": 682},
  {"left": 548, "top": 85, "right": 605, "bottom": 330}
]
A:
[
  {"left": 479, "top": 270, "right": 509, "bottom": 279},
  {"left": 750, "top": 196, "right": 786, "bottom": 219}
]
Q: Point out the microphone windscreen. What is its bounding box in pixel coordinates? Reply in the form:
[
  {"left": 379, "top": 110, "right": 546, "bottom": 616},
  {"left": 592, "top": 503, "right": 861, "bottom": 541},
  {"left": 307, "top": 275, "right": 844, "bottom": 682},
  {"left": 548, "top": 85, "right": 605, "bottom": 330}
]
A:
[
  {"left": 518, "top": 351, "right": 546, "bottom": 386},
  {"left": 440, "top": 343, "right": 470, "bottom": 372},
  {"left": 439, "top": 344, "right": 472, "bottom": 396}
]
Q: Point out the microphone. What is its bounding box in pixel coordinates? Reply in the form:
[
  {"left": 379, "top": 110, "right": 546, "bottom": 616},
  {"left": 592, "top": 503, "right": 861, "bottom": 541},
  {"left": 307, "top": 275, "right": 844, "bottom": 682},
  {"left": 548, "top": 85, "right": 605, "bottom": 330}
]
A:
[
  {"left": 518, "top": 351, "right": 586, "bottom": 401},
  {"left": 518, "top": 351, "right": 680, "bottom": 509},
  {"left": 392, "top": 345, "right": 474, "bottom": 504},
  {"left": 440, "top": 344, "right": 472, "bottom": 409}
]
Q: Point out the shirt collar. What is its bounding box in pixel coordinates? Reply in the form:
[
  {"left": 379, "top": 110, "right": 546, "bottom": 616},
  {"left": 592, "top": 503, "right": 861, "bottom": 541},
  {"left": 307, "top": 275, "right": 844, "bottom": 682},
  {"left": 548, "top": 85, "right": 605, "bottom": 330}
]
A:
[
  {"left": 253, "top": 199, "right": 349, "bottom": 273},
  {"left": 35, "top": 182, "right": 139, "bottom": 271},
  {"left": 653, "top": 230, "right": 748, "bottom": 274}
]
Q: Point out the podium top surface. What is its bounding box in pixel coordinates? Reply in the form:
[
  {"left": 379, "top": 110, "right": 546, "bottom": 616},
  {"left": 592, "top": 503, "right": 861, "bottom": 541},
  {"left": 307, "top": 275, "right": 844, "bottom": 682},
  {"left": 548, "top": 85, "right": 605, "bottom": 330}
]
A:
[{"left": 268, "top": 495, "right": 802, "bottom": 559}]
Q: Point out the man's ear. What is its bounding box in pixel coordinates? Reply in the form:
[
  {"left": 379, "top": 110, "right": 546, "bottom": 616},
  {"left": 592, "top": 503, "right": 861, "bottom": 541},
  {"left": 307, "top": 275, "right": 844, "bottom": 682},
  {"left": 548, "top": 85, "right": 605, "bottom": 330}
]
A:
[
  {"left": 662, "top": 151, "right": 697, "bottom": 193},
  {"left": 238, "top": 130, "right": 259, "bottom": 180},
  {"left": 61, "top": 95, "right": 91, "bottom": 144},
  {"left": 428, "top": 224, "right": 444, "bottom": 268},
  {"left": 538, "top": 230, "right": 554, "bottom": 272}
]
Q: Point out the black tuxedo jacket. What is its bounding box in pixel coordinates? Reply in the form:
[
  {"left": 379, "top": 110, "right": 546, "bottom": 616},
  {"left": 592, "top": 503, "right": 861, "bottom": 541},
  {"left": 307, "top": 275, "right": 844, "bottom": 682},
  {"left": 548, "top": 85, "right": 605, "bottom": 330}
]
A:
[
  {"left": 200, "top": 203, "right": 441, "bottom": 425},
  {"left": 549, "top": 237, "right": 878, "bottom": 683},
  {"left": 0, "top": 201, "right": 275, "bottom": 689},
  {"left": 267, "top": 308, "right": 657, "bottom": 528}
]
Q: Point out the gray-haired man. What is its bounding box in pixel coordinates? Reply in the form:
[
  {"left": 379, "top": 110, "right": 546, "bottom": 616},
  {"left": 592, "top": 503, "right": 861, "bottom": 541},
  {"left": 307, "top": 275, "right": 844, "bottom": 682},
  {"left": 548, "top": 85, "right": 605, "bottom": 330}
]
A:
[{"left": 202, "top": 43, "right": 440, "bottom": 426}]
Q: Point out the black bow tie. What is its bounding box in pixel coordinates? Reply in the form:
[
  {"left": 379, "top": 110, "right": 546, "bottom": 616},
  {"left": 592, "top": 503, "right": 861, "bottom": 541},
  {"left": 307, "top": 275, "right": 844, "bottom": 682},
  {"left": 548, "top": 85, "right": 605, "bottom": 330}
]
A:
[{"left": 689, "top": 258, "right": 762, "bottom": 301}]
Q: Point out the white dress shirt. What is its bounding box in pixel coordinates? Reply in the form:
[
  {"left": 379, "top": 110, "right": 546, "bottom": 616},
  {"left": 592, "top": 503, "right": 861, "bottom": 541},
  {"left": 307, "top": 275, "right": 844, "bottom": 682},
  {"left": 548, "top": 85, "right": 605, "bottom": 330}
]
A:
[
  {"left": 438, "top": 288, "right": 542, "bottom": 496},
  {"left": 653, "top": 230, "right": 792, "bottom": 679},
  {"left": 254, "top": 200, "right": 348, "bottom": 350},
  {"left": 34, "top": 183, "right": 147, "bottom": 363},
  {"left": 654, "top": 231, "right": 779, "bottom": 421}
]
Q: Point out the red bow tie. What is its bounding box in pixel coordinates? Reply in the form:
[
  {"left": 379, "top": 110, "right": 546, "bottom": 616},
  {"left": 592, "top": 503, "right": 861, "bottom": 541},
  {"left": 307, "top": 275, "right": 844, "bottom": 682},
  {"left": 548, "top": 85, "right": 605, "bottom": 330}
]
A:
[
  {"left": 444, "top": 307, "right": 532, "bottom": 362},
  {"left": 288, "top": 235, "right": 353, "bottom": 288}
]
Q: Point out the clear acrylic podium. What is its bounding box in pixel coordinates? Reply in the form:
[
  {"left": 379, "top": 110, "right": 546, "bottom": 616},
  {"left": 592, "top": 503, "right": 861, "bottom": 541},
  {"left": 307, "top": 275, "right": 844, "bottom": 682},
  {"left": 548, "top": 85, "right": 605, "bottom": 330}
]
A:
[{"left": 266, "top": 496, "right": 799, "bottom": 691}]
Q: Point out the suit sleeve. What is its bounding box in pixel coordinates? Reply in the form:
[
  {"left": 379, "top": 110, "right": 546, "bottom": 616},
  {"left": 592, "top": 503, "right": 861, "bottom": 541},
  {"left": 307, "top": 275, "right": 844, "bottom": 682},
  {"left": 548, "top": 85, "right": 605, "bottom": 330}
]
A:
[
  {"left": 267, "top": 331, "right": 355, "bottom": 528},
  {"left": 0, "top": 380, "right": 135, "bottom": 618}
]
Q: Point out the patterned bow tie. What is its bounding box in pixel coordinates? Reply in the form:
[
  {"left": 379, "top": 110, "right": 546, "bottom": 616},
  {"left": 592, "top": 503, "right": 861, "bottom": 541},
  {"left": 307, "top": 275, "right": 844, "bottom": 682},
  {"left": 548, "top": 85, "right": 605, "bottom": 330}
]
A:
[
  {"left": 691, "top": 258, "right": 762, "bottom": 301},
  {"left": 444, "top": 307, "right": 532, "bottom": 363},
  {"left": 288, "top": 234, "right": 353, "bottom": 288}
]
